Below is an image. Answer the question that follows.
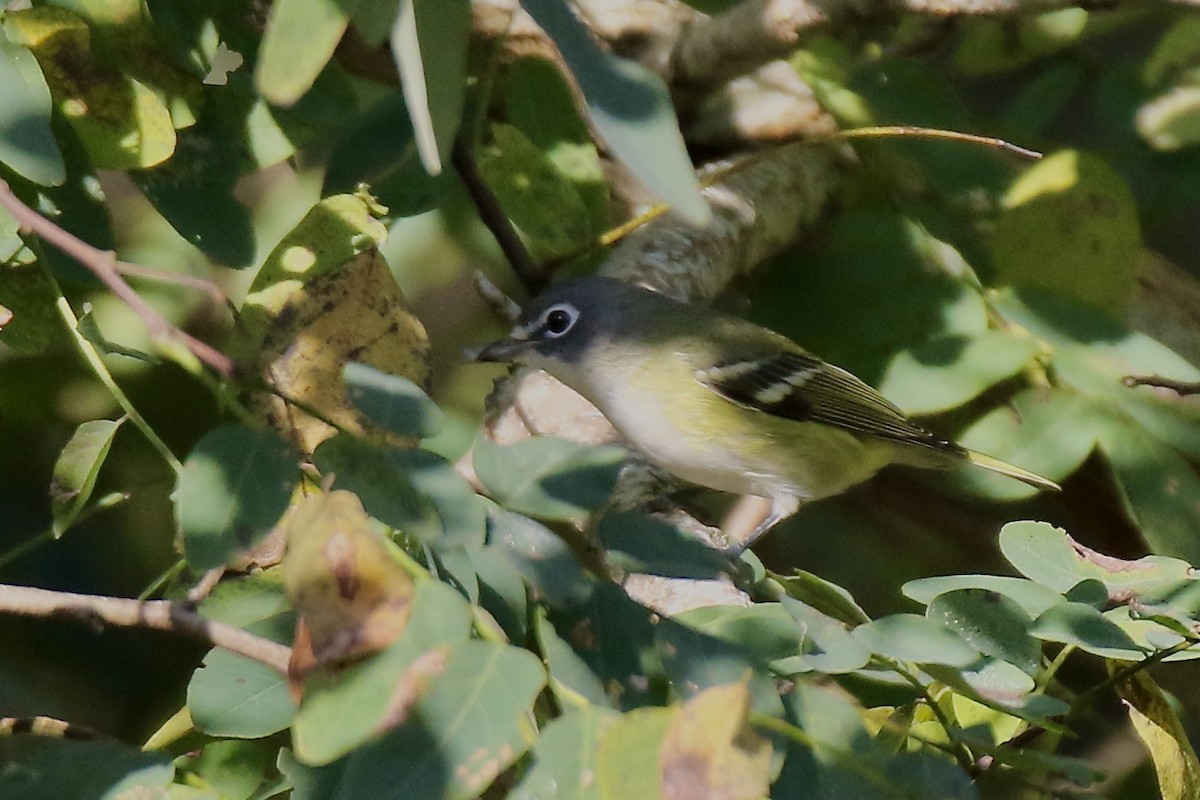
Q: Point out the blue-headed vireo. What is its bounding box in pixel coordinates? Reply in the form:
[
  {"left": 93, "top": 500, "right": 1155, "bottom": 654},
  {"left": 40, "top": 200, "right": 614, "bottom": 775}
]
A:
[{"left": 470, "top": 277, "right": 1059, "bottom": 552}]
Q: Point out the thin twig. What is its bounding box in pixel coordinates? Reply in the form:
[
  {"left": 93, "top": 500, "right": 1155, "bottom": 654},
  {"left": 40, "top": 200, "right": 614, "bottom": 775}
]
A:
[
  {"left": 115, "top": 260, "right": 236, "bottom": 312},
  {"left": 819, "top": 125, "right": 1043, "bottom": 160},
  {"left": 0, "top": 583, "right": 292, "bottom": 673},
  {"left": 451, "top": 139, "right": 546, "bottom": 294},
  {"left": 1122, "top": 374, "right": 1200, "bottom": 396},
  {"left": 52, "top": 287, "right": 185, "bottom": 475},
  {"left": 0, "top": 179, "right": 234, "bottom": 375},
  {"left": 473, "top": 270, "right": 522, "bottom": 323}
]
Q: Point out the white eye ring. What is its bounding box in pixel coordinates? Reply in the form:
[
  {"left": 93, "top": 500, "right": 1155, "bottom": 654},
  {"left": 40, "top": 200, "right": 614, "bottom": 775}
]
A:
[{"left": 540, "top": 303, "right": 579, "bottom": 338}]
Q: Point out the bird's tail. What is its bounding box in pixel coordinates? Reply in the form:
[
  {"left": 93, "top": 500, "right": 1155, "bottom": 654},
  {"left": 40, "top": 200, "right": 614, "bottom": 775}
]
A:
[{"left": 964, "top": 450, "right": 1060, "bottom": 492}]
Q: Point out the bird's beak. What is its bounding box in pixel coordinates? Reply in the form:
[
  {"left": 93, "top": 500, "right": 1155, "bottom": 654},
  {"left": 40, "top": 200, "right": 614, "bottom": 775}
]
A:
[{"left": 464, "top": 336, "right": 534, "bottom": 363}]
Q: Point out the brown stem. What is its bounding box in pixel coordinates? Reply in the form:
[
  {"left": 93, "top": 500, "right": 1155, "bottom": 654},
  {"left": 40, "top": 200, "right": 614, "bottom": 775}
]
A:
[
  {"left": 0, "top": 583, "right": 291, "bottom": 673},
  {"left": 0, "top": 179, "right": 234, "bottom": 376},
  {"left": 1122, "top": 374, "right": 1200, "bottom": 396},
  {"left": 451, "top": 139, "right": 546, "bottom": 294}
]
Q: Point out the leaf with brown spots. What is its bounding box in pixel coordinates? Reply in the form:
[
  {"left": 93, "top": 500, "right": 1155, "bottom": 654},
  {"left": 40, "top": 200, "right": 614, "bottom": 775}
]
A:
[
  {"left": 660, "top": 684, "right": 773, "bottom": 800},
  {"left": 236, "top": 194, "right": 431, "bottom": 454},
  {"left": 281, "top": 490, "right": 415, "bottom": 680}
]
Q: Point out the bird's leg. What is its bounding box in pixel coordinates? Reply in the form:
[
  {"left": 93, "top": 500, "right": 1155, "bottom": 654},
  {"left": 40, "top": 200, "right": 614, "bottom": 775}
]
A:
[{"left": 721, "top": 495, "right": 800, "bottom": 556}]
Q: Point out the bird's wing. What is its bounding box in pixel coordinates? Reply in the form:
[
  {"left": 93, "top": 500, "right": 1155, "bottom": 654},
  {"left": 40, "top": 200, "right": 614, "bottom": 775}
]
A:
[{"left": 696, "top": 351, "right": 962, "bottom": 454}]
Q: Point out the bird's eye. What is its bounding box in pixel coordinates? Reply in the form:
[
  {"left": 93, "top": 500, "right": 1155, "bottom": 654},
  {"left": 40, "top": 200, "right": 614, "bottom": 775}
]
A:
[{"left": 541, "top": 304, "right": 578, "bottom": 338}]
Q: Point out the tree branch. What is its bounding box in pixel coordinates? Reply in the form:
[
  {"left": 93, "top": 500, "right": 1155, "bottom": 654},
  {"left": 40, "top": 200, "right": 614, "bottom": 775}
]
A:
[
  {"left": 0, "top": 179, "right": 234, "bottom": 376},
  {"left": 0, "top": 583, "right": 291, "bottom": 674}
]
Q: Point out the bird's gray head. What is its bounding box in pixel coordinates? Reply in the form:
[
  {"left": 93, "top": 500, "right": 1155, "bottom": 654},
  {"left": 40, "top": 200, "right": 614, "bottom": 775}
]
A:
[{"left": 468, "top": 277, "right": 675, "bottom": 368}]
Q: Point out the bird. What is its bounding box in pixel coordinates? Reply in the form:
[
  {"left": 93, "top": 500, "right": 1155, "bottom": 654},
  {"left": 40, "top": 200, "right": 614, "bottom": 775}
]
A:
[{"left": 469, "top": 276, "right": 1059, "bottom": 553}]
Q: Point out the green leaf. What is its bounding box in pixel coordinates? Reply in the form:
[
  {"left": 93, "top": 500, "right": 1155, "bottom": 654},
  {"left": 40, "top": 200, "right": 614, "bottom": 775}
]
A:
[
  {"left": 1137, "top": 84, "right": 1200, "bottom": 152},
  {"left": 676, "top": 604, "right": 803, "bottom": 665},
  {"left": 999, "top": 520, "right": 1194, "bottom": 596},
  {"left": 597, "top": 511, "right": 727, "bottom": 580},
  {"left": 771, "top": 569, "right": 872, "bottom": 626},
  {"left": 292, "top": 579, "right": 474, "bottom": 765},
  {"left": 752, "top": 213, "right": 988, "bottom": 381},
  {"left": 520, "top": 0, "right": 709, "bottom": 226},
  {"left": 176, "top": 424, "right": 300, "bottom": 571},
  {"left": 1096, "top": 416, "right": 1200, "bottom": 564},
  {"left": 902, "top": 575, "right": 1064, "bottom": 619},
  {"left": 485, "top": 503, "right": 592, "bottom": 608},
  {"left": 853, "top": 614, "right": 978, "bottom": 667},
  {"left": 953, "top": 388, "right": 1097, "bottom": 501},
  {"left": 190, "top": 739, "right": 271, "bottom": 800},
  {"left": 510, "top": 708, "right": 619, "bottom": 800},
  {"left": 926, "top": 589, "right": 1041, "bottom": 676},
  {"left": 595, "top": 706, "right": 674, "bottom": 800},
  {"left": 134, "top": 107, "right": 256, "bottom": 268},
  {"left": 1113, "top": 667, "right": 1200, "bottom": 800},
  {"left": 1030, "top": 602, "right": 1147, "bottom": 659},
  {"left": 390, "top": 0, "right": 470, "bottom": 175},
  {"left": 328, "top": 640, "right": 546, "bottom": 800},
  {"left": 468, "top": 545, "right": 528, "bottom": 641},
  {"left": 0, "top": 35, "right": 64, "bottom": 186},
  {"left": 188, "top": 648, "right": 295, "bottom": 739},
  {"left": 503, "top": 57, "right": 609, "bottom": 230},
  {"left": 473, "top": 435, "right": 625, "bottom": 522},
  {"left": 879, "top": 331, "right": 1040, "bottom": 416},
  {"left": 534, "top": 609, "right": 609, "bottom": 708},
  {"left": 0, "top": 738, "right": 173, "bottom": 800},
  {"left": 255, "top": 0, "right": 347, "bottom": 107},
  {"left": 48, "top": 417, "right": 123, "bottom": 537},
  {"left": 993, "top": 151, "right": 1140, "bottom": 312},
  {"left": 477, "top": 122, "right": 593, "bottom": 259},
  {"left": 313, "top": 435, "right": 486, "bottom": 546},
  {"left": 322, "top": 94, "right": 451, "bottom": 217},
  {"left": 1143, "top": 16, "right": 1200, "bottom": 87},
  {"left": 343, "top": 362, "right": 444, "bottom": 439},
  {"left": 655, "top": 618, "right": 786, "bottom": 717},
  {"left": 778, "top": 597, "right": 871, "bottom": 674},
  {"left": 197, "top": 571, "right": 291, "bottom": 629},
  {"left": 4, "top": 7, "right": 175, "bottom": 169}
]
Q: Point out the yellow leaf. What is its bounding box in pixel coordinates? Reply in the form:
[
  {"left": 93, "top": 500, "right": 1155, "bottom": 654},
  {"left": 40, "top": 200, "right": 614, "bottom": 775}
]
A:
[
  {"left": 281, "top": 491, "right": 415, "bottom": 672},
  {"left": 1109, "top": 663, "right": 1200, "bottom": 800},
  {"left": 660, "top": 684, "right": 773, "bottom": 800},
  {"left": 238, "top": 194, "right": 431, "bottom": 453}
]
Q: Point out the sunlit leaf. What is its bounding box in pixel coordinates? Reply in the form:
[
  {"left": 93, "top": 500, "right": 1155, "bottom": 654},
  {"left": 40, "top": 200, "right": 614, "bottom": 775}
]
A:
[
  {"left": 390, "top": 0, "right": 470, "bottom": 175},
  {"left": 1030, "top": 602, "right": 1146, "bottom": 659},
  {"left": 879, "top": 331, "right": 1039, "bottom": 416},
  {"left": 255, "top": 0, "right": 347, "bottom": 107},
  {"left": 999, "top": 520, "right": 1194, "bottom": 597},
  {"left": 5, "top": 6, "right": 176, "bottom": 168},
  {"left": 49, "top": 417, "right": 123, "bottom": 537},
  {"left": 926, "top": 589, "right": 1040, "bottom": 676},
  {"left": 473, "top": 435, "right": 625, "bottom": 522},
  {"left": 520, "top": 0, "right": 709, "bottom": 225},
  {"left": 189, "top": 648, "right": 295, "bottom": 739},
  {"left": 189, "top": 739, "right": 271, "bottom": 800},
  {"left": 854, "top": 614, "right": 978, "bottom": 667},
  {"left": 0, "top": 35, "right": 64, "bottom": 186},
  {"left": 1111, "top": 667, "right": 1200, "bottom": 800},
  {"left": 994, "top": 151, "right": 1140, "bottom": 312},
  {"left": 477, "top": 123, "right": 593, "bottom": 259}
]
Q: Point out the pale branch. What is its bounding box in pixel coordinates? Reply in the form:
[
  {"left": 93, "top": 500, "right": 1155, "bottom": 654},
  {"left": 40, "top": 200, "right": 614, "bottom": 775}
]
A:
[
  {"left": 0, "top": 583, "right": 291, "bottom": 674},
  {"left": 0, "top": 179, "right": 234, "bottom": 376}
]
